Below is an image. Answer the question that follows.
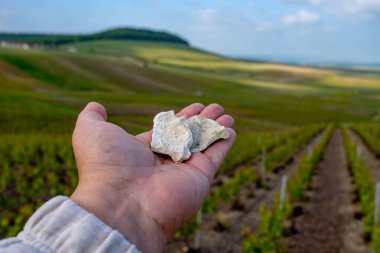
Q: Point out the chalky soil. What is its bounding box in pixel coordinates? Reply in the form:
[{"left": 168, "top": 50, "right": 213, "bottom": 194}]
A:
[{"left": 287, "top": 130, "right": 369, "bottom": 253}]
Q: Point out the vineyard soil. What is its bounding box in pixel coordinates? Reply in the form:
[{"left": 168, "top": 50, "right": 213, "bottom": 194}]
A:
[{"left": 287, "top": 130, "right": 369, "bottom": 253}]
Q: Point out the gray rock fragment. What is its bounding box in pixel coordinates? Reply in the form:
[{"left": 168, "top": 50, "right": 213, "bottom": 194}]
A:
[
  {"left": 150, "top": 110, "right": 229, "bottom": 163},
  {"left": 151, "top": 111, "right": 193, "bottom": 163},
  {"left": 188, "top": 115, "right": 229, "bottom": 153}
]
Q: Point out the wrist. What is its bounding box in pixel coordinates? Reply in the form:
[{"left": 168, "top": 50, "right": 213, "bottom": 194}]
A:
[{"left": 71, "top": 179, "right": 167, "bottom": 253}]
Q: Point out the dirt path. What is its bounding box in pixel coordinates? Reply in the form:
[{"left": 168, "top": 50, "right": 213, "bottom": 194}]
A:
[
  {"left": 349, "top": 130, "right": 380, "bottom": 182},
  {"left": 287, "top": 130, "right": 369, "bottom": 253}
]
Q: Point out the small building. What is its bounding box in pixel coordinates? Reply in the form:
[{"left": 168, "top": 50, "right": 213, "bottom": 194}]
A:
[
  {"left": 1, "top": 41, "right": 30, "bottom": 50},
  {"left": 67, "top": 46, "right": 77, "bottom": 53},
  {"left": 138, "top": 60, "right": 148, "bottom": 68},
  {"left": 22, "top": 43, "right": 30, "bottom": 50}
]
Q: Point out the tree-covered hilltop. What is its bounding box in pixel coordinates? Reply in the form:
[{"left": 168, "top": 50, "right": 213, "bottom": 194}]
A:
[{"left": 0, "top": 27, "right": 189, "bottom": 46}]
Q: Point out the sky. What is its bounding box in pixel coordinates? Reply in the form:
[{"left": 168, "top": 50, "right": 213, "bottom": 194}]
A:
[{"left": 0, "top": 0, "right": 379, "bottom": 64}]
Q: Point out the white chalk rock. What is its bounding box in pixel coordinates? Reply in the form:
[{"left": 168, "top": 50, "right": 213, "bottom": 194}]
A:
[
  {"left": 151, "top": 111, "right": 193, "bottom": 163},
  {"left": 150, "top": 110, "right": 229, "bottom": 163},
  {"left": 188, "top": 115, "right": 229, "bottom": 153}
]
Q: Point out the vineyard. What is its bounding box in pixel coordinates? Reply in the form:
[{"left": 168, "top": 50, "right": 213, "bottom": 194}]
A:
[{"left": 1, "top": 37, "right": 380, "bottom": 253}]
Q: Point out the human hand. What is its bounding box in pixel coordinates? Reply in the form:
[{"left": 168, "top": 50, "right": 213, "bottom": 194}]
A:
[{"left": 71, "top": 102, "right": 236, "bottom": 253}]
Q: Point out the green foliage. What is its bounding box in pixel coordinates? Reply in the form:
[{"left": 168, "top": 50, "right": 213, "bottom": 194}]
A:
[
  {"left": 243, "top": 125, "right": 333, "bottom": 252},
  {"left": 203, "top": 126, "right": 322, "bottom": 214},
  {"left": 0, "top": 91, "right": 76, "bottom": 134},
  {"left": 203, "top": 165, "right": 258, "bottom": 214},
  {"left": 219, "top": 166, "right": 257, "bottom": 203},
  {"left": 263, "top": 125, "right": 323, "bottom": 172},
  {"left": 372, "top": 223, "right": 380, "bottom": 252},
  {"left": 343, "top": 126, "right": 378, "bottom": 248},
  {"left": 242, "top": 198, "right": 291, "bottom": 253},
  {"left": 0, "top": 27, "right": 189, "bottom": 46},
  {"left": 287, "top": 125, "right": 333, "bottom": 202},
  {"left": 174, "top": 217, "right": 199, "bottom": 240},
  {"left": 0, "top": 134, "right": 76, "bottom": 238},
  {"left": 222, "top": 129, "right": 296, "bottom": 173},
  {"left": 0, "top": 53, "right": 104, "bottom": 90},
  {"left": 351, "top": 123, "right": 380, "bottom": 157}
]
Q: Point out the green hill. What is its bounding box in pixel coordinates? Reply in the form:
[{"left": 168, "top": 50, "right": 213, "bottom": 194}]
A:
[
  {"left": 1, "top": 38, "right": 380, "bottom": 136},
  {"left": 0, "top": 27, "right": 189, "bottom": 46},
  {"left": 67, "top": 40, "right": 220, "bottom": 61}
]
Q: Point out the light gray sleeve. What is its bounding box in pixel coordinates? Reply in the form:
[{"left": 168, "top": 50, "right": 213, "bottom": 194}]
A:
[{"left": 0, "top": 196, "right": 141, "bottom": 253}]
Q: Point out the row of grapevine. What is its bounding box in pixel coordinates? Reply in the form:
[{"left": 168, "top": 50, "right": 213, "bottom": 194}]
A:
[
  {"left": 351, "top": 123, "right": 380, "bottom": 157},
  {"left": 242, "top": 125, "right": 333, "bottom": 253},
  {"left": 344, "top": 126, "right": 380, "bottom": 251},
  {"left": 0, "top": 125, "right": 322, "bottom": 240},
  {"left": 205, "top": 125, "right": 324, "bottom": 214},
  {"left": 262, "top": 125, "right": 323, "bottom": 173},
  {"left": 221, "top": 125, "right": 323, "bottom": 173},
  {"left": 0, "top": 134, "right": 76, "bottom": 238},
  {"left": 174, "top": 125, "right": 324, "bottom": 243}
]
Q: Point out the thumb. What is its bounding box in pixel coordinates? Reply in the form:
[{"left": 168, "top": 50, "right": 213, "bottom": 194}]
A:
[
  {"left": 73, "top": 102, "right": 107, "bottom": 170},
  {"left": 76, "top": 102, "right": 107, "bottom": 125}
]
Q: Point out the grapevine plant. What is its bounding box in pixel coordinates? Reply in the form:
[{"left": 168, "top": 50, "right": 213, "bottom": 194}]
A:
[{"left": 242, "top": 125, "right": 333, "bottom": 252}]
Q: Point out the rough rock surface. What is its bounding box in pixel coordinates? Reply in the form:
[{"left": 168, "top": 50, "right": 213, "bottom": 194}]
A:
[
  {"left": 187, "top": 115, "right": 229, "bottom": 153},
  {"left": 151, "top": 110, "right": 229, "bottom": 163},
  {"left": 151, "top": 111, "right": 193, "bottom": 163}
]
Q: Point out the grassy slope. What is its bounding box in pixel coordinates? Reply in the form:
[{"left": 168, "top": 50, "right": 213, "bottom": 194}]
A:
[{"left": 0, "top": 40, "right": 380, "bottom": 136}]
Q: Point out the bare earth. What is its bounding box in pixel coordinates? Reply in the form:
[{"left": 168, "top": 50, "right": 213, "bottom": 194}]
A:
[{"left": 287, "top": 130, "right": 369, "bottom": 253}]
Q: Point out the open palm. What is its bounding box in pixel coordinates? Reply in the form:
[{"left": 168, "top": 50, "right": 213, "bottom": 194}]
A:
[{"left": 71, "top": 102, "right": 235, "bottom": 252}]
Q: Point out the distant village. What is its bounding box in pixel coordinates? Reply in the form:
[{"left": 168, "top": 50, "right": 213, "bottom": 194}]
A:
[
  {"left": 0, "top": 40, "right": 77, "bottom": 53},
  {"left": 1, "top": 40, "right": 149, "bottom": 68},
  {"left": 1, "top": 41, "right": 31, "bottom": 50}
]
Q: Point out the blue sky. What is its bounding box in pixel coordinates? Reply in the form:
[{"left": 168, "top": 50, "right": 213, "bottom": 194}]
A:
[{"left": 0, "top": 0, "right": 379, "bottom": 63}]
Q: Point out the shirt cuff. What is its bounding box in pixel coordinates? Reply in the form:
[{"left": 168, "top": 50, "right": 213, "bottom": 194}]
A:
[{"left": 17, "top": 196, "right": 141, "bottom": 253}]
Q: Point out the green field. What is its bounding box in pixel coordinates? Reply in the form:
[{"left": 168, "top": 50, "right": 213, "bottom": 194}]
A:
[
  {"left": 1, "top": 38, "right": 380, "bottom": 248},
  {"left": 1, "top": 40, "right": 380, "bottom": 134}
]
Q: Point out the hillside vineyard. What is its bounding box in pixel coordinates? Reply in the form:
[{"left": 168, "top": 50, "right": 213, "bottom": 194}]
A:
[{"left": 1, "top": 29, "right": 380, "bottom": 252}]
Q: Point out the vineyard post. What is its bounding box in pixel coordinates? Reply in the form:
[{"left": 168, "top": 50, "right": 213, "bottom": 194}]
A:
[
  {"left": 308, "top": 146, "right": 312, "bottom": 157},
  {"left": 259, "top": 147, "right": 266, "bottom": 181},
  {"left": 356, "top": 146, "right": 362, "bottom": 158},
  {"left": 375, "top": 182, "right": 380, "bottom": 224},
  {"left": 280, "top": 176, "right": 288, "bottom": 210},
  {"left": 193, "top": 209, "right": 203, "bottom": 249}
]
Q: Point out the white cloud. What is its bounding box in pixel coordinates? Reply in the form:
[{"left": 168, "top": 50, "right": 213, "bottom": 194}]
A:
[
  {"left": 282, "top": 10, "right": 320, "bottom": 25},
  {"left": 189, "top": 7, "right": 273, "bottom": 36},
  {"left": 190, "top": 8, "right": 240, "bottom": 36},
  {"left": 342, "top": 0, "right": 380, "bottom": 16},
  {"left": 284, "top": 0, "right": 380, "bottom": 19}
]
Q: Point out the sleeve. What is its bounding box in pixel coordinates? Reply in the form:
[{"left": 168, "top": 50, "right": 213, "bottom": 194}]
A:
[{"left": 0, "top": 196, "right": 141, "bottom": 253}]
